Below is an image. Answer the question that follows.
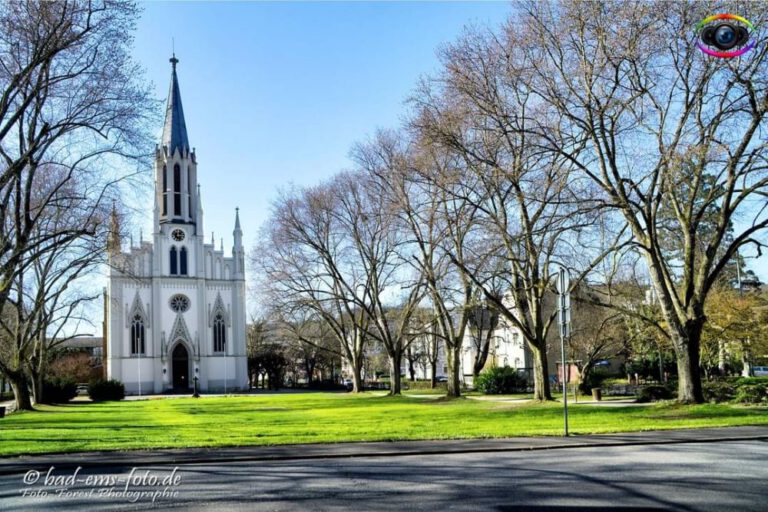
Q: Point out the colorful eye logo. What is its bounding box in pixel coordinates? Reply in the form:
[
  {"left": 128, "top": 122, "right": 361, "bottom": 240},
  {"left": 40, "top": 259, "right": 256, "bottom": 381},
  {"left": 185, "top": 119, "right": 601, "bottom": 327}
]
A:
[{"left": 696, "top": 14, "right": 755, "bottom": 58}]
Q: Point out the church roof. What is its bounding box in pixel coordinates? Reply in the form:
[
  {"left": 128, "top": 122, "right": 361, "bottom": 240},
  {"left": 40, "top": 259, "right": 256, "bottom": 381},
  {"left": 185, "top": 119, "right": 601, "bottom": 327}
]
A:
[{"left": 162, "top": 55, "right": 190, "bottom": 156}]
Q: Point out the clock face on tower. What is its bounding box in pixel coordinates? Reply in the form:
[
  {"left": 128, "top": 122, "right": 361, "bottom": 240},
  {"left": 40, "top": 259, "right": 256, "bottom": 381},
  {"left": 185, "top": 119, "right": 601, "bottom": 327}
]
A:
[{"left": 171, "top": 229, "right": 185, "bottom": 242}]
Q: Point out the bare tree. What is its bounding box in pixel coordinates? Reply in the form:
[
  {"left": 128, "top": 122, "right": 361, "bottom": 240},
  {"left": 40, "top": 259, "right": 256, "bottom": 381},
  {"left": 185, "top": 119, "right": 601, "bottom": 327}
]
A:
[
  {"left": 568, "top": 297, "right": 628, "bottom": 394},
  {"left": 403, "top": 307, "right": 443, "bottom": 387},
  {"left": 274, "top": 308, "right": 341, "bottom": 385},
  {"left": 467, "top": 303, "right": 500, "bottom": 383},
  {"left": 521, "top": 0, "right": 768, "bottom": 402},
  {"left": 254, "top": 181, "right": 371, "bottom": 392},
  {"left": 348, "top": 151, "right": 428, "bottom": 396},
  {"left": 0, "top": 0, "right": 155, "bottom": 313},
  {"left": 27, "top": 195, "right": 109, "bottom": 404},
  {"left": 356, "top": 131, "right": 479, "bottom": 397},
  {"left": 0, "top": 168, "right": 113, "bottom": 409},
  {"left": 409, "top": 28, "right": 616, "bottom": 401},
  {"left": 0, "top": 1, "right": 154, "bottom": 408}
]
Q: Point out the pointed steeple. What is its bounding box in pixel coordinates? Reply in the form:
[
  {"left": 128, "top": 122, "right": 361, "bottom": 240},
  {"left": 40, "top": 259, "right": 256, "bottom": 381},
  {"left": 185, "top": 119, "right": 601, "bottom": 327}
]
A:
[
  {"left": 233, "top": 207, "right": 243, "bottom": 248},
  {"left": 196, "top": 184, "right": 204, "bottom": 235},
  {"left": 107, "top": 201, "right": 121, "bottom": 255},
  {"left": 162, "top": 54, "right": 190, "bottom": 156},
  {"left": 233, "top": 207, "right": 244, "bottom": 278}
]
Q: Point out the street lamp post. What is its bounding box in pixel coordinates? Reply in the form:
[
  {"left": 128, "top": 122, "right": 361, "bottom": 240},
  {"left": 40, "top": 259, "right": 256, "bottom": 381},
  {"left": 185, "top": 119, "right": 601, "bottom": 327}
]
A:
[
  {"left": 138, "top": 336, "right": 142, "bottom": 398},
  {"left": 556, "top": 266, "right": 571, "bottom": 437}
]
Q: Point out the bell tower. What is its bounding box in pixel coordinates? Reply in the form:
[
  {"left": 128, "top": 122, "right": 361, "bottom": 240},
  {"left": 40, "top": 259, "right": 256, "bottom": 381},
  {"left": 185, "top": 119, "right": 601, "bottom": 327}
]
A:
[{"left": 155, "top": 55, "right": 198, "bottom": 230}]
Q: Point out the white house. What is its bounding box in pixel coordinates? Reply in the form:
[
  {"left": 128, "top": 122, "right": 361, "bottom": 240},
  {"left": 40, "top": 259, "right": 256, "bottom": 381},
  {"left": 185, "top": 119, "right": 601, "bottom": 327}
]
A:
[{"left": 461, "top": 315, "right": 531, "bottom": 387}]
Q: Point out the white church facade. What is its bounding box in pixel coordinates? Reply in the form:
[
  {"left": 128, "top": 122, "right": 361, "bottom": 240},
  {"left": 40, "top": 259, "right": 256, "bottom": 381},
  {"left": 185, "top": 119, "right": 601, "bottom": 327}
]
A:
[{"left": 106, "top": 56, "right": 248, "bottom": 394}]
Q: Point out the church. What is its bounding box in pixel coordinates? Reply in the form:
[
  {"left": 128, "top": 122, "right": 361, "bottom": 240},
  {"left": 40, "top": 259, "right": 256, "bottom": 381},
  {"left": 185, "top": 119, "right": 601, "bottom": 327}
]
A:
[{"left": 106, "top": 57, "right": 248, "bottom": 394}]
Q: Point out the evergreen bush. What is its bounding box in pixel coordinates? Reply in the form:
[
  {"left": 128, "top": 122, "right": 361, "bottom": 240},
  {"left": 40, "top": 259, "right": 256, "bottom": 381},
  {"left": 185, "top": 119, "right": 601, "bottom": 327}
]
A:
[
  {"left": 42, "top": 377, "right": 78, "bottom": 404},
  {"left": 475, "top": 367, "right": 526, "bottom": 394},
  {"left": 88, "top": 379, "right": 125, "bottom": 401}
]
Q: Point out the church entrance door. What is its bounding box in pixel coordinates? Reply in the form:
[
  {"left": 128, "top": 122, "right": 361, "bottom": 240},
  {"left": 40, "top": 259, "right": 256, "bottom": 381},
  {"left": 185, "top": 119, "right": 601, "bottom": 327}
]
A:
[{"left": 172, "top": 343, "right": 190, "bottom": 390}]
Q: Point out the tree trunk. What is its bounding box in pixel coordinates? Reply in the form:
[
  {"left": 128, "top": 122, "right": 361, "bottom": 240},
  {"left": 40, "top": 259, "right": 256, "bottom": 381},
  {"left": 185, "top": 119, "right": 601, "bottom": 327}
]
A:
[
  {"left": 408, "top": 353, "right": 416, "bottom": 382},
  {"left": 718, "top": 338, "right": 726, "bottom": 376},
  {"left": 389, "top": 352, "right": 402, "bottom": 396},
  {"left": 472, "top": 332, "right": 492, "bottom": 383},
  {"left": 305, "top": 358, "right": 315, "bottom": 385},
  {"left": 430, "top": 359, "right": 437, "bottom": 389},
  {"left": 32, "top": 370, "right": 43, "bottom": 405},
  {"left": 350, "top": 356, "right": 364, "bottom": 393},
  {"left": 530, "top": 342, "right": 553, "bottom": 401},
  {"left": 446, "top": 344, "right": 462, "bottom": 397},
  {"left": 672, "top": 324, "right": 705, "bottom": 403},
  {"left": 577, "top": 361, "right": 595, "bottom": 395},
  {"left": 9, "top": 372, "right": 34, "bottom": 411},
  {"left": 741, "top": 339, "right": 752, "bottom": 378},
  {"left": 34, "top": 331, "right": 46, "bottom": 405}
]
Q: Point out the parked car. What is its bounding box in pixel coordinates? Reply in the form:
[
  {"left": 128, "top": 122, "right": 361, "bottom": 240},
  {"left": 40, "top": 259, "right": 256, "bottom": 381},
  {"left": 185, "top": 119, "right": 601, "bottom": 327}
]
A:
[
  {"left": 436, "top": 376, "right": 448, "bottom": 383},
  {"left": 753, "top": 366, "right": 768, "bottom": 377}
]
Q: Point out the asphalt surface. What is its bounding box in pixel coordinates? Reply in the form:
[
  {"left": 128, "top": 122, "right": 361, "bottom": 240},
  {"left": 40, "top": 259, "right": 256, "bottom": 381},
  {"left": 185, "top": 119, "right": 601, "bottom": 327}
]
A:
[{"left": 1, "top": 427, "right": 766, "bottom": 511}]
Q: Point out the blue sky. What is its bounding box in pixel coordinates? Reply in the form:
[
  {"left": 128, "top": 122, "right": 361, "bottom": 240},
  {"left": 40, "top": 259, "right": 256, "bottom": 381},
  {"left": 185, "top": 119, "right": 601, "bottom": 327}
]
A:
[
  {"left": 130, "top": 1, "right": 512, "bottom": 259},
  {"left": 126, "top": 0, "right": 767, "bottom": 294}
]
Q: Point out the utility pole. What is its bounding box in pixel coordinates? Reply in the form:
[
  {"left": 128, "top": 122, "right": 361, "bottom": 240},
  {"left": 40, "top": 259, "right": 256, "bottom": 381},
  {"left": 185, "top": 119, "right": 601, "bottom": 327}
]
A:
[{"left": 557, "top": 266, "right": 571, "bottom": 437}]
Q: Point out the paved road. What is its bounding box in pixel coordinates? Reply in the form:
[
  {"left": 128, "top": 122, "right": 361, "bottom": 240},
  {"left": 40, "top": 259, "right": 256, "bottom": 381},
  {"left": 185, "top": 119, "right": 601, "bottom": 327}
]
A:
[{"left": 1, "top": 437, "right": 766, "bottom": 511}]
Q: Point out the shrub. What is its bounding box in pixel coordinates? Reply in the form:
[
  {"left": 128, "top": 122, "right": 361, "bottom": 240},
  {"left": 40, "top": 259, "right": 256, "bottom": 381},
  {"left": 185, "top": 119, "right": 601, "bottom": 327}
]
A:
[
  {"left": 475, "top": 367, "right": 527, "bottom": 394},
  {"left": 88, "top": 379, "right": 125, "bottom": 401},
  {"left": 600, "top": 377, "right": 630, "bottom": 387},
  {"left": 702, "top": 380, "right": 737, "bottom": 403},
  {"left": 582, "top": 367, "right": 614, "bottom": 390},
  {"left": 734, "top": 376, "right": 768, "bottom": 386},
  {"left": 403, "top": 380, "right": 447, "bottom": 391},
  {"left": 306, "top": 380, "right": 347, "bottom": 391},
  {"left": 636, "top": 384, "right": 674, "bottom": 403},
  {"left": 733, "top": 383, "right": 768, "bottom": 405},
  {"left": 42, "top": 377, "right": 78, "bottom": 404},
  {"left": 700, "top": 377, "right": 768, "bottom": 404}
]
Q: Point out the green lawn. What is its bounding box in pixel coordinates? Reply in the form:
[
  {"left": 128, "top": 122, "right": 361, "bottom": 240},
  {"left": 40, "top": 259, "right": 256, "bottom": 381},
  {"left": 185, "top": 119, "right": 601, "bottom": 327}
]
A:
[{"left": 0, "top": 392, "right": 766, "bottom": 457}]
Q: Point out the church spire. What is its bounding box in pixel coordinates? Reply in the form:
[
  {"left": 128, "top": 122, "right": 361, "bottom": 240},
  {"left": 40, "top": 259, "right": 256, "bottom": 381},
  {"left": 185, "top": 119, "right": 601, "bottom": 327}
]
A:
[
  {"left": 107, "top": 201, "right": 121, "bottom": 255},
  {"left": 162, "top": 54, "right": 190, "bottom": 156},
  {"left": 233, "top": 207, "right": 244, "bottom": 278},
  {"left": 234, "top": 207, "right": 242, "bottom": 232}
]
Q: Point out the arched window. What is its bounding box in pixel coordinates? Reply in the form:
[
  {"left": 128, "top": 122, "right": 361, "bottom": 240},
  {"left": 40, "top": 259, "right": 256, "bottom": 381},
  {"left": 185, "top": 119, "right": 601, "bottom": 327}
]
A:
[
  {"left": 173, "top": 164, "right": 182, "bottom": 216},
  {"left": 180, "top": 247, "right": 188, "bottom": 275},
  {"left": 170, "top": 246, "right": 178, "bottom": 275},
  {"left": 213, "top": 313, "right": 226, "bottom": 353},
  {"left": 131, "top": 314, "right": 145, "bottom": 355},
  {"left": 162, "top": 165, "right": 168, "bottom": 216}
]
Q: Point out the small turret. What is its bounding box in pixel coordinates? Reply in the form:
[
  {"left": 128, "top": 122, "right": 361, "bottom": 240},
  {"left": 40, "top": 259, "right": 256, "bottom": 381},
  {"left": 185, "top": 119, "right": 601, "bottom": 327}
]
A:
[
  {"left": 233, "top": 207, "right": 242, "bottom": 248},
  {"left": 107, "top": 202, "right": 121, "bottom": 256},
  {"left": 232, "top": 207, "right": 244, "bottom": 278},
  {"left": 196, "top": 184, "right": 204, "bottom": 236}
]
